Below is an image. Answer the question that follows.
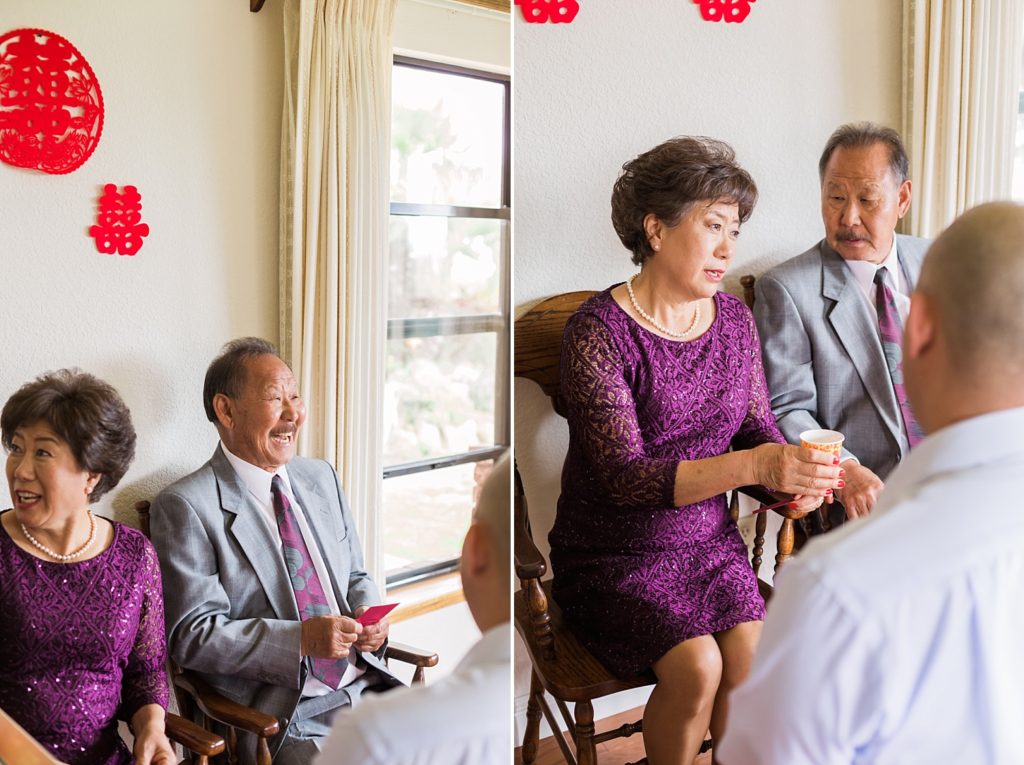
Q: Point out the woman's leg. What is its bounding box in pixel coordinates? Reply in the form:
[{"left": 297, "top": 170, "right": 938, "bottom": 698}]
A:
[
  {"left": 644, "top": 634, "right": 722, "bottom": 765},
  {"left": 709, "top": 620, "right": 763, "bottom": 745}
]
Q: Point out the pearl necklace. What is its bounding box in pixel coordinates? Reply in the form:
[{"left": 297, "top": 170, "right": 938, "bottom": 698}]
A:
[
  {"left": 20, "top": 510, "right": 96, "bottom": 562},
  {"left": 626, "top": 274, "right": 702, "bottom": 339}
]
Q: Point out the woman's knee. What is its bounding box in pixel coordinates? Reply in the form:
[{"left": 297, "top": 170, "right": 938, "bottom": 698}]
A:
[
  {"left": 717, "top": 621, "right": 762, "bottom": 688},
  {"left": 652, "top": 637, "right": 723, "bottom": 701}
]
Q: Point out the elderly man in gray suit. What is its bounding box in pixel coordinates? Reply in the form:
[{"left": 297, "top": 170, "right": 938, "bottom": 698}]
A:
[
  {"left": 754, "top": 123, "right": 930, "bottom": 526},
  {"left": 150, "top": 337, "right": 401, "bottom": 764}
]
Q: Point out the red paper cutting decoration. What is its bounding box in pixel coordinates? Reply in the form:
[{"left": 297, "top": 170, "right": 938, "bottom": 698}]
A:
[
  {"left": 0, "top": 28, "right": 104, "bottom": 174},
  {"left": 515, "top": 0, "right": 580, "bottom": 24},
  {"left": 694, "top": 0, "right": 757, "bottom": 23},
  {"left": 89, "top": 184, "right": 149, "bottom": 256}
]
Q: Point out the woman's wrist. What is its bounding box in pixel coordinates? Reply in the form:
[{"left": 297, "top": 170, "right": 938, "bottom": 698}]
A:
[
  {"left": 131, "top": 704, "right": 166, "bottom": 735},
  {"left": 744, "top": 444, "right": 762, "bottom": 487}
]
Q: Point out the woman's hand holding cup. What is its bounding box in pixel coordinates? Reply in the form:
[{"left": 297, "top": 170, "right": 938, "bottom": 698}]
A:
[{"left": 751, "top": 438, "right": 844, "bottom": 515}]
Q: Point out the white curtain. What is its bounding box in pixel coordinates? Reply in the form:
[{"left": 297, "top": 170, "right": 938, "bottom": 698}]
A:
[
  {"left": 902, "top": 0, "right": 1024, "bottom": 238},
  {"left": 280, "top": 0, "right": 396, "bottom": 582}
]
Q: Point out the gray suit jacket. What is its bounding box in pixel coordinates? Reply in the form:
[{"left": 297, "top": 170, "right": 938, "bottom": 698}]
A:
[
  {"left": 753, "top": 235, "right": 931, "bottom": 481},
  {"left": 150, "top": 446, "right": 399, "bottom": 759}
]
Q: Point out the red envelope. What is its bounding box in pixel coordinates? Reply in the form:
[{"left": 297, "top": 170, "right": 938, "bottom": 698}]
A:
[{"left": 356, "top": 603, "right": 399, "bottom": 626}]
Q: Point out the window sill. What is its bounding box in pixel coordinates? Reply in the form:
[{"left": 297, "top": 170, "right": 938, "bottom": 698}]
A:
[{"left": 388, "top": 571, "right": 465, "bottom": 623}]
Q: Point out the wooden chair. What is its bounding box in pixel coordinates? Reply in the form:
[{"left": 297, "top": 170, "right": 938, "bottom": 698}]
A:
[
  {"left": 163, "top": 714, "right": 226, "bottom": 765},
  {"left": 514, "top": 289, "right": 805, "bottom": 765},
  {"left": 136, "top": 500, "right": 438, "bottom": 765},
  {"left": 0, "top": 680, "right": 223, "bottom": 765}
]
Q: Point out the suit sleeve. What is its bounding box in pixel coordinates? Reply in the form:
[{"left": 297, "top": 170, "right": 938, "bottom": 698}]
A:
[
  {"left": 754, "top": 272, "right": 860, "bottom": 463},
  {"left": 150, "top": 490, "right": 306, "bottom": 689}
]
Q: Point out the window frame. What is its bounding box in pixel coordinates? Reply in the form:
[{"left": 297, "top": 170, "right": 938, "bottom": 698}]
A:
[{"left": 383, "top": 55, "right": 511, "bottom": 588}]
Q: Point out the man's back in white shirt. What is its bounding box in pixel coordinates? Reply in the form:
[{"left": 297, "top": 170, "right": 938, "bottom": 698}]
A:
[
  {"left": 317, "top": 622, "right": 512, "bottom": 765},
  {"left": 719, "top": 408, "right": 1024, "bottom": 765}
]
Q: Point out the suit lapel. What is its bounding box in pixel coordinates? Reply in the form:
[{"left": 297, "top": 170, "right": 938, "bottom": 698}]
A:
[
  {"left": 288, "top": 460, "right": 352, "bottom": 614},
  {"left": 820, "top": 244, "right": 904, "bottom": 444},
  {"left": 212, "top": 447, "right": 298, "bottom": 621}
]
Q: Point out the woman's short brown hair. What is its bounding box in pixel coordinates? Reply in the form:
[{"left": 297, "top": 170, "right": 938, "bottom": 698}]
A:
[
  {"left": 1, "top": 369, "right": 136, "bottom": 502},
  {"left": 611, "top": 136, "right": 758, "bottom": 266}
]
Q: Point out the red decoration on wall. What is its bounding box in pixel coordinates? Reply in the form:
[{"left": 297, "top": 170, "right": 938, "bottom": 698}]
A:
[
  {"left": 0, "top": 28, "right": 104, "bottom": 174},
  {"left": 515, "top": 0, "right": 580, "bottom": 24},
  {"left": 694, "top": 0, "right": 757, "bottom": 23},
  {"left": 89, "top": 185, "right": 149, "bottom": 256}
]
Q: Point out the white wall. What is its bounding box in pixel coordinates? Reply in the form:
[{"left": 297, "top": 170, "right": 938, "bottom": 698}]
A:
[
  {"left": 0, "top": 0, "right": 284, "bottom": 524},
  {"left": 513, "top": 0, "right": 902, "bottom": 738},
  {"left": 395, "top": 0, "right": 510, "bottom": 74},
  {"left": 0, "top": 0, "right": 503, "bottom": 696}
]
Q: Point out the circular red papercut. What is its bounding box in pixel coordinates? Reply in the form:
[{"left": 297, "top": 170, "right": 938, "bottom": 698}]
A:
[{"left": 0, "top": 28, "right": 104, "bottom": 175}]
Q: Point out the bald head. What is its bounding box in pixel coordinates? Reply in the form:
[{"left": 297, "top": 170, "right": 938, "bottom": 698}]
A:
[
  {"left": 460, "top": 452, "right": 510, "bottom": 632},
  {"left": 918, "top": 202, "right": 1024, "bottom": 380},
  {"left": 474, "top": 454, "right": 511, "bottom": 581}
]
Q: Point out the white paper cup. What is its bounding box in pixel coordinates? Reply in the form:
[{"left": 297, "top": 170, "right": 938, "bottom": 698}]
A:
[{"left": 799, "top": 428, "right": 844, "bottom": 459}]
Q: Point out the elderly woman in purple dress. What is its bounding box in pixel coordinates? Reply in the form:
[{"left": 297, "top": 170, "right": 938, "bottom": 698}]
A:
[
  {"left": 549, "top": 136, "right": 843, "bottom": 765},
  {"left": 0, "top": 370, "right": 173, "bottom": 765}
]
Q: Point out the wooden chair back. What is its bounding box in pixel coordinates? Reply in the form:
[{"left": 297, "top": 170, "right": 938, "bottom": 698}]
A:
[{"left": 514, "top": 291, "right": 708, "bottom": 764}]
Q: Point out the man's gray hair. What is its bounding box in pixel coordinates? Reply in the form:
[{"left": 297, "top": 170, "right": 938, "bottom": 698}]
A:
[
  {"left": 203, "top": 337, "right": 282, "bottom": 422},
  {"left": 819, "top": 122, "right": 910, "bottom": 184}
]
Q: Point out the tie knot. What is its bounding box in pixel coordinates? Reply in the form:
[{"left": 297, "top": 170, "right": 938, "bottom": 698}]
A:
[
  {"left": 270, "top": 475, "right": 288, "bottom": 513},
  {"left": 874, "top": 266, "right": 890, "bottom": 286}
]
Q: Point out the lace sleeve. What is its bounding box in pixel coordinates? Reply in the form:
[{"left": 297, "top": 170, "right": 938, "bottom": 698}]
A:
[
  {"left": 119, "top": 537, "right": 170, "bottom": 720},
  {"left": 732, "top": 305, "right": 787, "bottom": 451},
  {"left": 561, "top": 312, "right": 679, "bottom": 509}
]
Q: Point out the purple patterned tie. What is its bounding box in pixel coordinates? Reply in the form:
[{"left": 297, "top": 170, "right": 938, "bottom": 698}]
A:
[
  {"left": 271, "top": 475, "right": 347, "bottom": 688},
  {"left": 874, "top": 267, "right": 924, "bottom": 447}
]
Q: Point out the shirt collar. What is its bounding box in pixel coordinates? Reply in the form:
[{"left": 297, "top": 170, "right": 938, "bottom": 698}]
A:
[
  {"left": 220, "top": 442, "right": 292, "bottom": 501},
  {"left": 876, "top": 406, "right": 1024, "bottom": 514},
  {"left": 457, "top": 621, "right": 512, "bottom": 671},
  {"left": 844, "top": 235, "right": 901, "bottom": 294}
]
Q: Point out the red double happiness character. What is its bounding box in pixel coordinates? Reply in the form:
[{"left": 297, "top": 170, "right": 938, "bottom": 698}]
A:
[
  {"left": 89, "top": 184, "right": 150, "bottom": 257},
  {"left": 515, "top": 0, "right": 580, "bottom": 24},
  {"left": 694, "top": 0, "right": 757, "bottom": 24},
  {"left": 0, "top": 28, "right": 104, "bottom": 174}
]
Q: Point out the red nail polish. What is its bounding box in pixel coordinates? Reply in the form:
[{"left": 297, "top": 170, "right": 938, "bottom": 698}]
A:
[
  {"left": 837, "top": 480, "right": 846, "bottom": 488},
  {"left": 833, "top": 457, "right": 840, "bottom": 465},
  {"left": 826, "top": 489, "right": 833, "bottom": 495},
  {"left": 788, "top": 501, "right": 798, "bottom": 510},
  {"left": 839, "top": 469, "right": 846, "bottom": 477}
]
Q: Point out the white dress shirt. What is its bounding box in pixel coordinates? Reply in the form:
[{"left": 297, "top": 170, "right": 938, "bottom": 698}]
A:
[
  {"left": 719, "top": 407, "right": 1024, "bottom": 765},
  {"left": 222, "top": 444, "right": 363, "bottom": 695},
  {"left": 844, "top": 236, "right": 911, "bottom": 324},
  {"left": 317, "top": 622, "right": 512, "bottom": 765}
]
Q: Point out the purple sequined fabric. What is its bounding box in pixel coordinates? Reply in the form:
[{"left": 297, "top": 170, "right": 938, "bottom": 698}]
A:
[
  {"left": 0, "top": 515, "right": 169, "bottom": 765},
  {"left": 550, "top": 289, "right": 784, "bottom": 678}
]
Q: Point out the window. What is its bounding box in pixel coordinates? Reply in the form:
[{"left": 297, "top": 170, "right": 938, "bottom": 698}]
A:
[{"left": 383, "top": 57, "right": 510, "bottom": 587}]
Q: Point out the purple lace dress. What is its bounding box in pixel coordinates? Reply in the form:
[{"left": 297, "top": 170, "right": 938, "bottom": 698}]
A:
[
  {"left": 550, "top": 289, "right": 785, "bottom": 678},
  {"left": 0, "top": 515, "right": 170, "bottom": 764}
]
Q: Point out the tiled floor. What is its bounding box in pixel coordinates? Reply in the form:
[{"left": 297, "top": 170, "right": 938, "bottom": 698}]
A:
[{"left": 514, "top": 706, "right": 713, "bottom": 765}]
